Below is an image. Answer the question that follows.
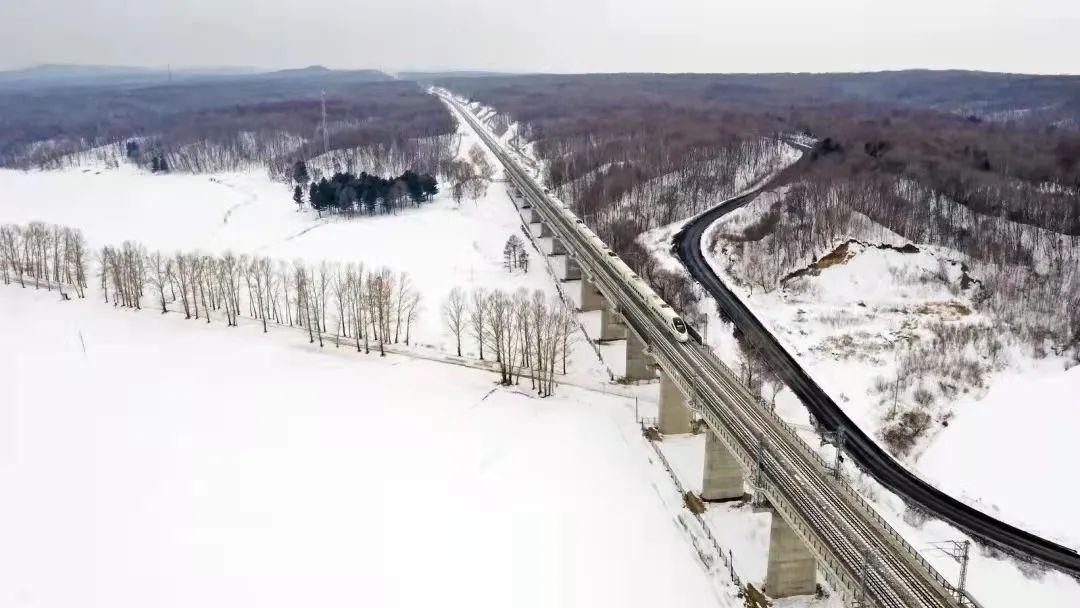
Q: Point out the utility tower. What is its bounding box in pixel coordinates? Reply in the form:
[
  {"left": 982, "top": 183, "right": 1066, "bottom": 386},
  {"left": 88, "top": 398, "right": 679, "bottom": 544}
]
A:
[{"left": 320, "top": 90, "right": 329, "bottom": 155}]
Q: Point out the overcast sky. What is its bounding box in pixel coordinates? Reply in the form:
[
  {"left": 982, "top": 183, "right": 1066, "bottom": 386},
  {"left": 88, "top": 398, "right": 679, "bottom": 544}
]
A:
[{"left": 2, "top": 0, "right": 1078, "bottom": 74}]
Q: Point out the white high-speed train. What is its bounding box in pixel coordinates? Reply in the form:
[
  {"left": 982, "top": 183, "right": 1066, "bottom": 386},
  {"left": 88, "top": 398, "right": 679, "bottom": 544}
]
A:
[{"left": 548, "top": 198, "right": 689, "bottom": 343}]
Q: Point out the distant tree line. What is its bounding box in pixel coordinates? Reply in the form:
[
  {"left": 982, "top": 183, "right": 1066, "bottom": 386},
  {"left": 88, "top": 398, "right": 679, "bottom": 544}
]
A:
[
  {"left": 436, "top": 74, "right": 1080, "bottom": 325},
  {"left": 1, "top": 77, "right": 455, "bottom": 177}
]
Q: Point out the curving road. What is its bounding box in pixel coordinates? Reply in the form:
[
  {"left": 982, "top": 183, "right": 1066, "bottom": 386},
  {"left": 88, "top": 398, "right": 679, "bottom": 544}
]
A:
[{"left": 673, "top": 158, "right": 1080, "bottom": 577}]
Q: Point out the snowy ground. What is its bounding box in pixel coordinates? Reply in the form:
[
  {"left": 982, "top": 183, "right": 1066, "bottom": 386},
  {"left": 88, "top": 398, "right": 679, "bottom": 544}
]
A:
[
  {"left": 0, "top": 99, "right": 781, "bottom": 607},
  {"left": 641, "top": 195, "right": 1080, "bottom": 607},
  {"left": 696, "top": 198, "right": 1080, "bottom": 546},
  {"left": 0, "top": 113, "right": 565, "bottom": 361},
  {"left": 0, "top": 286, "right": 737, "bottom": 608}
]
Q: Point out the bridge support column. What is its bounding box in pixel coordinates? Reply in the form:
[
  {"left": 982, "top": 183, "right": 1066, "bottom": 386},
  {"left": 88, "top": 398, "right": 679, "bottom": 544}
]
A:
[
  {"left": 562, "top": 258, "right": 582, "bottom": 281},
  {"left": 550, "top": 236, "right": 566, "bottom": 255},
  {"left": 658, "top": 371, "right": 692, "bottom": 434},
  {"left": 527, "top": 208, "right": 542, "bottom": 224},
  {"left": 580, "top": 278, "right": 603, "bottom": 312},
  {"left": 518, "top": 192, "right": 531, "bottom": 209},
  {"left": 765, "top": 512, "right": 818, "bottom": 598},
  {"left": 702, "top": 431, "right": 744, "bottom": 501},
  {"left": 540, "top": 222, "right": 555, "bottom": 238},
  {"left": 624, "top": 331, "right": 654, "bottom": 382},
  {"left": 599, "top": 302, "right": 626, "bottom": 341}
]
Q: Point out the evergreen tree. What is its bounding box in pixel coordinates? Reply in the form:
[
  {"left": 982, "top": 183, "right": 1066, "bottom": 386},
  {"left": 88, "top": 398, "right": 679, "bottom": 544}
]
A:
[
  {"left": 293, "top": 160, "right": 310, "bottom": 186},
  {"left": 157, "top": 155, "right": 169, "bottom": 173},
  {"left": 420, "top": 175, "right": 439, "bottom": 200},
  {"left": 151, "top": 156, "right": 160, "bottom": 172},
  {"left": 362, "top": 186, "right": 378, "bottom": 214},
  {"left": 337, "top": 185, "right": 357, "bottom": 215},
  {"left": 402, "top": 170, "right": 424, "bottom": 204},
  {"left": 289, "top": 169, "right": 438, "bottom": 217},
  {"left": 503, "top": 239, "right": 515, "bottom": 272},
  {"left": 293, "top": 185, "right": 304, "bottom": 210}
]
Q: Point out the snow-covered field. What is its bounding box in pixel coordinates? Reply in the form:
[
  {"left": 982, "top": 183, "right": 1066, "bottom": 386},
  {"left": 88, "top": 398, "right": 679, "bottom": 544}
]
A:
[
  {"left": 637, "top": 188, "right": 1080, "bottom": 607},
  {"left": 0, "top": 99, "right": 770, "bottom": 607},
  {"left": 0, "top": 285, "right": 732, "bottom": 608},
  {"left": 0, "top": 113, "right": 553, "bottom": 357}
]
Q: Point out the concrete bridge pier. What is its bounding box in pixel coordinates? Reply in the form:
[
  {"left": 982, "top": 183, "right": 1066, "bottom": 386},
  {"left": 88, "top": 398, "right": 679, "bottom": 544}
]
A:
[
  {"left": 702, "top": 431, "right": 744, "bottom": 501},
  {"left": 540, "top": 222, "right": 555, "bottom": 238},
  {"left": 765, "top": 511, "right": 818, "bottom": 598},
  {"left": 599, "top": 302, "right": 627, "bottom": 341},
  {"left": 527, "top": 208, "right": 542, "bottom": 224},
  {"left": 624, "top": 331, "right": 655, "bottom": 382},
  {"left": 562, "top": 258, "right": 582, "bottom": 281},
  {"left": 550, "top": 236, "right": 567, "bottom": 255},
  {"left": 579, "top": 278, "right": 604, "bottom": 312},
  {"left": 658, "top": 371, "right": 693, "bottom": 434}
]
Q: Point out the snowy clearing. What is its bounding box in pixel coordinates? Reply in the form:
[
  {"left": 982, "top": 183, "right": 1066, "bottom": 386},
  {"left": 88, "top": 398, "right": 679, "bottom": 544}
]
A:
[{"left": 0, "top": 285, "right": 736, "bottom": 608}]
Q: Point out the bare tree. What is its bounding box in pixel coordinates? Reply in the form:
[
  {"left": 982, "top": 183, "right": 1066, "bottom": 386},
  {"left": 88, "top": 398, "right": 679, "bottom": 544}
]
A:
[
  {"left": 348, "top": 263, "right": 370, "bottom": 354},
  {"left": 469, "top": 287, "right": 487, "bottom": 360},
  {"left": 443, "top": 287, "right": 467, "bottom": 356},
  {"left": 148, "top": 251, "right": 172, "bottom": 313}
]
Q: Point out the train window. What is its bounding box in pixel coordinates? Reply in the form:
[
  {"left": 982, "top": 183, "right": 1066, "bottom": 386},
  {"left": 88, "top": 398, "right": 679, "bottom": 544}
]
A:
[
  {"left": 607, "top": 251, "right": 617, "bottom": 257},
  {"left": 672, "top": 318, "right": 687, "bottom": 333}
]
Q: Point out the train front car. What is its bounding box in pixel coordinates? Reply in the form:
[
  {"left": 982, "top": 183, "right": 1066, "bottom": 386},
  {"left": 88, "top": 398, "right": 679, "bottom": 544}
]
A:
[{"left": 667, "top": 314, "right": 690, "bottom": 342}]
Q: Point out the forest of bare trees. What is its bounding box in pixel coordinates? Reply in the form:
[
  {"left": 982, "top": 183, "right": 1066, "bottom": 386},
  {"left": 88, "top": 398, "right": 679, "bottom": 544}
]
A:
[
  {"left": 713, "top": 172, "right": 1080, "bottom": 359},
  {"left": 437, "top": 73, "right": 1080, "bottom": 348},
  {"left": 1, "top": 74, "right": 457, "bottom": 179}
]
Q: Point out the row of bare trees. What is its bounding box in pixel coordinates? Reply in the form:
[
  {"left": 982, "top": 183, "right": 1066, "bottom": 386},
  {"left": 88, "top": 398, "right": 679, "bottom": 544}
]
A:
[
  {"left": 112, "top": 248, "right": 422, "bottom": 356},
  {"left": 2, "top": 222, "right": 592, "bottom": 391},
  {"left": 0, "top": 222, "right": 89, "bottom": 298},
  {"left": 2, "top": 221, "right": 425, "bottom": 358},
  {"left": 443, "top": 286, "right": 575, "bottom": 396}
]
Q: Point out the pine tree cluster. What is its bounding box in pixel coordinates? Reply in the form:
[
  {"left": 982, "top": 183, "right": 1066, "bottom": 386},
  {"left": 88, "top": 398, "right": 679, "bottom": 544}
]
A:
[{"left": 291, "top": 161, "right": 437, "bottom": 217}]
